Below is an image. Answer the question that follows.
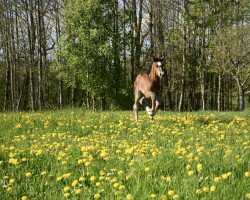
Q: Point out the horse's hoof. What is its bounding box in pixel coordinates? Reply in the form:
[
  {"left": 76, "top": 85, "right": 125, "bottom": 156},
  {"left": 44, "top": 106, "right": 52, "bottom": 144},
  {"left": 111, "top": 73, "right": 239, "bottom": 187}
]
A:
[{"left": 146, "top": 106, "right": 153, "bottom": 116}]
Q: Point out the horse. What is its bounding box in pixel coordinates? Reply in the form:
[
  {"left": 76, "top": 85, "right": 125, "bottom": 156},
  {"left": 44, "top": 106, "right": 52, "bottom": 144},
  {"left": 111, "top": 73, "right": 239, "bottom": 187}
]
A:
[{"left": 133, "top": 56, "right": 164, "bottom": 120}]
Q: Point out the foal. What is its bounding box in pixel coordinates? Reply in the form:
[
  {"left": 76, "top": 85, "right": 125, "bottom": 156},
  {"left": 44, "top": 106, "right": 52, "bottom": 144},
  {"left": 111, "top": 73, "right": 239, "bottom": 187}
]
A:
[{"left": 133, "top": 57, "right": 164, "bottom": 120}]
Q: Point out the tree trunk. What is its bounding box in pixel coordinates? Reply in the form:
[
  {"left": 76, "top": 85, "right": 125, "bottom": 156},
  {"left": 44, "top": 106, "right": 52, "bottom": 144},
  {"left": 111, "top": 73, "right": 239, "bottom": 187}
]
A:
[
  {"left": 58, "top": 79, "right": 63, "bottom": 109},
  {"left": 217, "top": 74, "right": 221, "bottom": 111},
  {"left": 71, "top": 87, "right": 74, "bottom": 108},
  {"left": 236, "top": 79, "right": 245, "bottom": 111}
]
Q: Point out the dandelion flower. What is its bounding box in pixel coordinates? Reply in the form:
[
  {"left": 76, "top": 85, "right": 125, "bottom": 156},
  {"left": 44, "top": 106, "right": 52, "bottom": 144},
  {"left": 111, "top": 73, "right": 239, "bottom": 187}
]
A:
[
  {"left": 150, "top": 194, "right": 156, "bottom": 198},
  {"left": 64, "top": 193, "right": 70, "bottom": 198},
  {"left": 21, "top": 196, "right": 28, "bottom": 200},
  {"left": 9, "top": 179, "right": 15, "bottom": 184},
  {"left": 126, "top": 194, "right": 133, "bottom": 200},
  {"left": 173, "top": 194, "right": 179, "bottom": 199},
  {"left": 196, "top": 189, "right": 202, "bottom": 195},
  {"left": 246, "top": 193, "right": 250, "bottom": 198},
  {"left": 197, "top": 163, "right": 202, "bottom": 172},
  {"left": 41, "top": 171, "right": 47, "bottom": 176},
  {"left": 75, "top": 189, "right": 81, "bottom": 195},
  {"left": 221, "top": 173, "right": 227, "bottom": 179},
  {"left": 214, "top": 177, "right": 221, "bottom": 182},
  {"left": 113, "top": 182, "right": 119, "bottom": 188},
  {"left": 202, "top": 187, "right": 209, "bottom": 192},
  {"left": 186, "top": 164, "right": 192, "bottom": 170},
  {"left": 245, "top": 172, "right": 250, "bottom": 177},
  {"left": 187, "top": 170, "right": 194, "bottom": 176},
  {"left": 90, "top": 176, "right": 96, "bottom": 182},
  {"left": 210, "top": 185, "right": 216, "bottom": 192},
  {"left": 117, "top": 170, "right": 124, "bottom": 176},
  {"left": 119, "top": 185, "right": 125, "bottom": 190},
  {"left": 162, "top": 195, "right": 167, "bottom": 200},
  {"left": 25, "top": 172, "right": 32, "bottom": 177},
  {"left": 79, "top": 176, "right": 85, "bottom": 181},
  {"left": 94, "top": 193, "right": 101, "bottom": 199},
  {"left": 96, "top": 182, "right": 101, "bottom": 187},
  {"left": 63, "top": 186, "right": 70, "bottom": 192},
  {"left": 168, "top": 190, "right": 175, "bottom": 196},
  {"left": 145, "top": 167, "right": 150, "bottom": 172},
  {"left": 71, "top": 180, "right": 78, "bottom": 187}
]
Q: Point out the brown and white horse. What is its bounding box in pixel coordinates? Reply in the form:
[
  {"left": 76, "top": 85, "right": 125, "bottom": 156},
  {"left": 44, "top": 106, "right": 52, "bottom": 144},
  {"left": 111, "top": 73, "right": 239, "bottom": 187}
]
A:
[{"left": 133, "top": 57, "right": 164, "bottom": 120}]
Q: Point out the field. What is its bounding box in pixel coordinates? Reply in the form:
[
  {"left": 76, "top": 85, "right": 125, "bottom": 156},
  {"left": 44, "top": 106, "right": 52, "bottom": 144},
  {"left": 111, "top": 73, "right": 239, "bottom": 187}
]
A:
[{"left": 0, "top": 110, "right": 249, "bottom": 200}]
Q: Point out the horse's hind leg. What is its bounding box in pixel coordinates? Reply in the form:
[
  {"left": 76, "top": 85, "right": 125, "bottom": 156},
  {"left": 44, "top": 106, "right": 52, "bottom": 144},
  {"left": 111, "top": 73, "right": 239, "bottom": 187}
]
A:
[{"left": 133, "top": 91, "right": 141, "bottom": 120}]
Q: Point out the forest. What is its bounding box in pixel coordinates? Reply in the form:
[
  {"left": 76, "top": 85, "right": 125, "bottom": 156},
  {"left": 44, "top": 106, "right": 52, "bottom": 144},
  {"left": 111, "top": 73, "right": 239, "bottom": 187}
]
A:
[{"left": 0, "top": 0, "right": 249, "bottom": 112}]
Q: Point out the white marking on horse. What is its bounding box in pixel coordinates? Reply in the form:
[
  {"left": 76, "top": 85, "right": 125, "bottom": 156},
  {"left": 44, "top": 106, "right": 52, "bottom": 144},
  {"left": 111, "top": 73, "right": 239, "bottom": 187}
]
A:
[{"left": 157, "top": 62, "right": 162, "bottom": 66}]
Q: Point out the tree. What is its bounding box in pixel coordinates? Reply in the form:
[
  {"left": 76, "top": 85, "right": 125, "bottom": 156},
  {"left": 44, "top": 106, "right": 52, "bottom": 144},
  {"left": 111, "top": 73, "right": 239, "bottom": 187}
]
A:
[{"left": 209, "top": 26, "right": 250, "bottom": 111}]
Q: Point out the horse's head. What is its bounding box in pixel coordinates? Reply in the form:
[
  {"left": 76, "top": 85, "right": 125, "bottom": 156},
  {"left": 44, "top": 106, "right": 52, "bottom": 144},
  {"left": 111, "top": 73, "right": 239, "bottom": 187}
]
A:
[{"left": 152, "top": 57, "right": 164, "bottom": 79}]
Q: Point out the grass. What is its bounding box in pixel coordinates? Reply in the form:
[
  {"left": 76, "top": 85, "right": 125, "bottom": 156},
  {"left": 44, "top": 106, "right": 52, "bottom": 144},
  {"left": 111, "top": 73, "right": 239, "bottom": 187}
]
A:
[{"left": 0, "top": 109, "right": 249, "bottom": 200}]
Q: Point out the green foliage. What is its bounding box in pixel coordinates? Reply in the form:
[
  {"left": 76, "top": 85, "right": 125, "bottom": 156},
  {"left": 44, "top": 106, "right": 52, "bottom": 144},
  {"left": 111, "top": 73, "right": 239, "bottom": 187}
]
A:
[{"left": 52, "top": 0, "right": 131, "bottom": 109}]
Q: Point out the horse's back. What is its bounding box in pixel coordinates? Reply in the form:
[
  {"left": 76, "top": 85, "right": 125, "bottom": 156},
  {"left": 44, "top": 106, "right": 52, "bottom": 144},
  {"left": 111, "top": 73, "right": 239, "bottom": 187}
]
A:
[{"left": 134, "top": 73, "right": 151, "bottom": 93}]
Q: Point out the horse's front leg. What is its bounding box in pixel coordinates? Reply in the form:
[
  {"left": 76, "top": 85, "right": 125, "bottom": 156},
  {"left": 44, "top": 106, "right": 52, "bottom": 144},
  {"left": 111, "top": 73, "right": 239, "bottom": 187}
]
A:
[
  {"left": 144, "top": 91, "right": 156, "bottom": 118},
  {"left": 152, "top": 95, "right": 161, "bottom": 116}
]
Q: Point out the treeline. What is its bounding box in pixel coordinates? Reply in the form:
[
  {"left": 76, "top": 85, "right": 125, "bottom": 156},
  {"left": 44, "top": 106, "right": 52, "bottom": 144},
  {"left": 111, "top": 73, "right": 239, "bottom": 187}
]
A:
[{"left": 0, "top": 0, "right": 249, "bottom": 112}]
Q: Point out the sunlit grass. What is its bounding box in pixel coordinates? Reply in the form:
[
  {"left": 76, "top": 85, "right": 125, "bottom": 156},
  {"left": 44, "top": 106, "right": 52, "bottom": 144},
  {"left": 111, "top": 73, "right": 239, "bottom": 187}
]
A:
[{"left": 0, "top": 110, "right": 249, "bottom": 199}]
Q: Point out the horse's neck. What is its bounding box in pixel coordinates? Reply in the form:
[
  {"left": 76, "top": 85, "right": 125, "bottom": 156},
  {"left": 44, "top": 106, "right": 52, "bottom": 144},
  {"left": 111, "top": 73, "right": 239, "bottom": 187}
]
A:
[{"left": 149, "top": 66, "right": 158, "bottom": 83}]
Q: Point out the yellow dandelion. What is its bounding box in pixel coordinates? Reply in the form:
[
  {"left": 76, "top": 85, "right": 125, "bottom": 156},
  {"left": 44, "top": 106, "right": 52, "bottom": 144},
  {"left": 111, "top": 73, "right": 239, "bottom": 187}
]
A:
[
  {"left": 214, "top": 177, "right": 221, "bottom": 182},
  {"left": 8, "top": 158, "right": 18, "bottom": 165},
  {"left": 25, "top": 172, "right": 32, "bottom": 177},
  {"left": 71, "top": 180, "right": 78, "bottom": 187},
  {"left": 126, "top": 194, "right": 133, "bottom": 200},
  {"left": 173, "top": 194, "right": 179, "bottom": 199},
  {"left": 62, "top": 173, "right": 71, "bottom": 178},
  {"left": 64, "top": 193, "right": 70, "bottom": 198},
  {"left": 113, "top": 182, "right": 120, "bottom": 188},
  {"left": 94, "top": 193, "right": 101, "bottom": 199},
  {"left": 63, "top": 186, "right": 70, "bottom": 192},
  {"left": 187, "top": 170, "right": 194, "bottom": 176},
  {"left": 196, "top": 189, "right": 203, "bottom": 195},
  {"left": 56, "top": 176, "right": 63, "bottom": 181},
  {"left": 118, "top": 170, "right": 124, "bottom": 176},
  {"left": 186, "top": 164, "right": 192, "bottom": 170},
  {"left": 79, "top": 176, "right": 85, "bottom": 181},
  {"left": 9, "top": 179, "right": 15, "bottom": 184},
  {"left": 150, "top": 194, "right": 156, "bottom": 198},
  {"left": 75, "top": 189, "right": 81, "bottom": 195},
  {"left": 168, "top": 190, "right": 175, "bottom": 196},
  {"left": 119, "top": 185, "right": 125, "bottom": 190},
  {"left": 90, "top": 176, "right": 96, "bottom": 182},
  {"left": 245, "top": 172, "right": 250, "bottom": 177},
  {"left": 7, "top": 187, "right": 12, "bottom": 192},
  {"left": 145, "top": 167, "right": 150, "bottom": 172},
  {"left": 202, "top": 187, "right": 209, "bottom": 192},
  {"left": 227, "top": 172, "right": 232, "bottom": 177},
  {"left": 197, "top": 163, "right": 202, "bottom": 172},
  {"left": 14, "top": 123, "right": 22, "bottom": 129},
  {"left": 21, "top": 196, "right": 28, "bottom": 200},
  {"left": 246, "top": 193, "right": 250, "bottom": 198},
  {"left": 41, "top": 171, "right": 47, "bottom": 176},
  {"left": 210, "top": 185, "right": 216, "bottom": 192},
  {"left": 96, "top": 182, "right": 101, "bottom": 187},
  {"left": 162, "top": 195, "right": 167, "bottom": 200}
]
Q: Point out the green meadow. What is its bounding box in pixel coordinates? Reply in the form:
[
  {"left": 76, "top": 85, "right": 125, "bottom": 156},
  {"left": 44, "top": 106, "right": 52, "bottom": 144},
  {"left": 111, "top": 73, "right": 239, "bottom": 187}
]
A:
[{"left": 0, "top": 110, "right": 249, "bottom": 200}]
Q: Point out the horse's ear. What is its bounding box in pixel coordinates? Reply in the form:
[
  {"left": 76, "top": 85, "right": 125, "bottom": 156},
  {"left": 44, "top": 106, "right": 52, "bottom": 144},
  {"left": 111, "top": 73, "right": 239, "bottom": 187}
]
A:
[{"left": 152, "top": 56, "right": 157, "bottom": 62}]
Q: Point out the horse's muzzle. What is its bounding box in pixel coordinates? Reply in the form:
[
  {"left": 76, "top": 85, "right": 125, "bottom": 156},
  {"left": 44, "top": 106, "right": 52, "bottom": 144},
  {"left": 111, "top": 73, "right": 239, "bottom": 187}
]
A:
[{"left": 159, "top": 72, "right": 164, "bottom": 78}]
